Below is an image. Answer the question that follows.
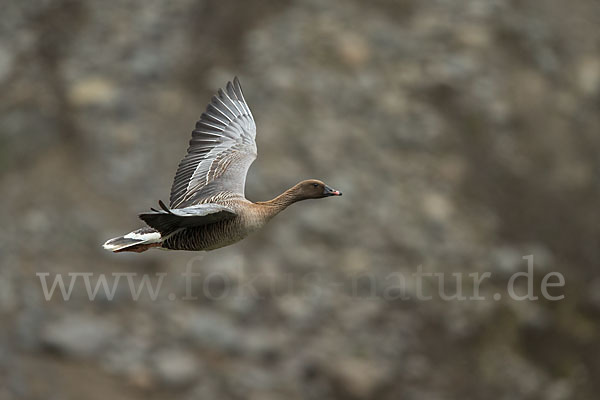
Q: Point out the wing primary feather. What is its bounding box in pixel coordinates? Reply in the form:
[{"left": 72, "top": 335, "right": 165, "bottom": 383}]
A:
[
  {"left": 208, "top": 100, "right": 233, "bottom": 122},
  {"left": 219, "top": 87, "right": 242, "bottom": 115},
  {"left": 223, "top": 84, "right": 243, "bottom": 115},
  {"left": 225, "top": 81, "right": 237, "bottom": 100},
  {"left": 233, "top": 77, "right": 247, "bottom": 106},
  {"left": 226, "top": 81, "right": 237, "bottom": 99},
  {"left": 190, "top": 138, "right": 220, "bottom": 145},
  {"left": 234, "top": 84, "right": 251, "bottom": 116},
  {"left": 204, "top": 108, "right": 229, "bottom": 125},
  {"left": 201, "top": 112, "right": 228, "bottom": 127},
  {"left": 214, "top": 93, "right": 238, "bottom": 119},
  {"left": 197, "top": 120, "right": 226, "bottom": 131}
]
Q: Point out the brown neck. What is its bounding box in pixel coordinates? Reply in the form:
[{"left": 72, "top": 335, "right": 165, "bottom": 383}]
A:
[{"left": 256, "top": 186, "right": 304, "bottom": 218}]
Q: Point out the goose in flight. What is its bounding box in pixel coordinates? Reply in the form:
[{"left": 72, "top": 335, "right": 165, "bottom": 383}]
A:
[{"left": 103, "top": 77, "right": 342, "bottom": 253}]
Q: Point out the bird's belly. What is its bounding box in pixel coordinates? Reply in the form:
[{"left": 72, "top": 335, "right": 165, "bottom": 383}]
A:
[
  {"left": 161, "top": 219, "right": 255, "bottom": 251},
  {"left": 202, "top": 230, "right": 248, "bottom": 251}
]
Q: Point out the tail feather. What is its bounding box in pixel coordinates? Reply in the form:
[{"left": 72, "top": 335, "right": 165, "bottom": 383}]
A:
[{"left": 103, "top": 228, "right": 161, "bottom": 253}]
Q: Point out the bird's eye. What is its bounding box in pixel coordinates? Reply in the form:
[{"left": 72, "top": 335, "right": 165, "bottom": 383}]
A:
[{"left": 313, "top": 183, "right": 319, "bottom": 187}]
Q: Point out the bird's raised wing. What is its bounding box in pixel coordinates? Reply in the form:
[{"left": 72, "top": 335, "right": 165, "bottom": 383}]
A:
[{"left": 169, "top": 77, "right": 256, "bottom": 208}]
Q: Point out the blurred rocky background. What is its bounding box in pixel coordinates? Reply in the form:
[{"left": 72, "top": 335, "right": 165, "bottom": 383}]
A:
[{"left": 1, "top": 0, "right": 600, "bottom": 399}]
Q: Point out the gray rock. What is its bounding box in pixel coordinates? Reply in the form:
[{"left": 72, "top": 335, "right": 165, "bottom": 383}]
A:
[
  {"left": 152, "top": 348, "right": 200, "bottom": 387},
  {"left": 184, "top": 310, "right": 243, "bottom": 354},
  {"left": 41, "top": 314, "right": 118, "bottom": 358}
]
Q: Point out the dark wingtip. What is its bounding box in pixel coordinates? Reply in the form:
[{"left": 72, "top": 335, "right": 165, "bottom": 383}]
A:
[
  {"left": 232, "top": 76, "right": 246, "bottom": 101},
  {"left": 225, "top": 81, "right": 236, "bottom": 98},
  {"left": 233, "top": 76, "right": 242, "bottom": 91}
]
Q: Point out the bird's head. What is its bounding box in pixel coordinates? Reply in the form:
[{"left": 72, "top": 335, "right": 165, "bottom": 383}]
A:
[{"left": 295, "top": 179, "right": 342, "bottom": 200}]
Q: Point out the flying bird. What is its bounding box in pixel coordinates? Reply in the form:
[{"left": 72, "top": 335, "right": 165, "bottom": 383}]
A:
[{"left": 103, "top": 77, "right": 342, "bottom": 253}]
